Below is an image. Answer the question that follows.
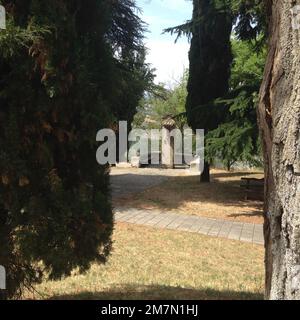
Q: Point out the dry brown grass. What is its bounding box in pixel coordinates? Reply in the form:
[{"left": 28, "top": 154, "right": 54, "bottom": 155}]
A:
[
  {"left": 114, "top": 169, "right": 264, "bottom": 224},
  {"left": 25, "top": 223, "right": 264, "bottom": 300}
]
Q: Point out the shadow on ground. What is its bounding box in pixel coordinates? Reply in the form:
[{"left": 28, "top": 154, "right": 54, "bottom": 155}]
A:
[
  {"left": 212, "top": 171, "right": 262, "bottom": 179},
  {"left": 228, "top": 212, "right": 264, "bottom": 219},
  {"left": 111, "top": 173, "right": 168, "bottom": 198},
  {"left": 48, "top": 284, "right": 264, "bottom": 300},
  {"left": 112, "top": 170, "right": 264, "bottom": 222}
]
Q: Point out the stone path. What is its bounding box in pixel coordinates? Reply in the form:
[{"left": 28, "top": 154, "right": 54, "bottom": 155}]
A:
[
  {"left": 111, "top": 168, "right": 264, "bottom": 245},
  {"left": 115, "top": 207, "right": 264, "bottom": 245}
]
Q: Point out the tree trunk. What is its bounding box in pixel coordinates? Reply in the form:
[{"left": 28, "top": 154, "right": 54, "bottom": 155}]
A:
[
  {"left": 201, "top": 131, "right": 210, "bottom": 183},
  {"left": 258, "top": 0, "right": 300, "bottom": 299},
  {"left": 200, "top": 161, "right": 210, "bottom": 183}
]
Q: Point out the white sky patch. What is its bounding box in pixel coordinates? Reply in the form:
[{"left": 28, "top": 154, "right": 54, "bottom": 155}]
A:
[
  {"left": 157, "top": 0, "right": 192, "bottom": 12},
  {"left": 145, "top": 40, "right": 189, "bottom": 86},
  {"left": 137, "top": 0, "right": 192, "bottom": 85},
  {"left": 143, "top": 14, "right": 179, "bottom": 30}
]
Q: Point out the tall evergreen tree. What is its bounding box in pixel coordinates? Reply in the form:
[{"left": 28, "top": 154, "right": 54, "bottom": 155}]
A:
[
  {"left": 0, "top": 0, "right": 148, "bottom": 299},
  {"left": 165, "top": 0, "right": 266, "bottom": 179},
  {"left": 186, "top": 0, "right": 233, "bottom": 182}
]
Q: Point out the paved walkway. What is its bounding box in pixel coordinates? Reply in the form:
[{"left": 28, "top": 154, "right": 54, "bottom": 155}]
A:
[{"left": 115, "top": 207, "right": 264, "bottom": 245}]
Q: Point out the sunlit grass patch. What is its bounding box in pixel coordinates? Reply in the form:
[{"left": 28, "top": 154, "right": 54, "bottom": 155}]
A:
[
  {"left": 115, "top": 169, "right": 264, "bottom": 224},
  {"left": 25, "top": 223, "right": 264, "bottom": 300}
]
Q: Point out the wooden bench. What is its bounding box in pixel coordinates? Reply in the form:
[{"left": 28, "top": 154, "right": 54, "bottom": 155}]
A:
[{"left": 240, "top": 177, "right": 264, "bottom": 201}]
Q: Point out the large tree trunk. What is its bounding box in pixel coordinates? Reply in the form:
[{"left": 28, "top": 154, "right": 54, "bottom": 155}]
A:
[{"left": 258, "top": 0, "right": 300, "bottom": 299}]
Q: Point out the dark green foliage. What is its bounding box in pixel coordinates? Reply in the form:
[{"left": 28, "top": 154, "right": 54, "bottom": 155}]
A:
[
  {"left": 165, "top": 0, "right": 267, "bottom": 176},
  {"left": 111, "top": 48, "right": 154, "bottom": 127},
  {"left": 0, "top": 0, "right": 149, "bottom": 298},
  {"left": 186, "top": 0, "right": 232, "bottom": 131},
  {"left": 108, "top": 1, "right": 154, "bottom": 126},
  {"left": 184, "top": 0, "right": 232, "bottom": 182},
  {"left": 206, "top": 39, "right": 266, "bottom": 169},
  {"left": 165, "top": 0, "right": 266, "bottom": 43},
  {"left": 231, "top": 0, "right": 267, "bottom": 43}
]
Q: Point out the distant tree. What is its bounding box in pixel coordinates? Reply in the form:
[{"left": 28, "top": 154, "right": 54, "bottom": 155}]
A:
[
  {"left": 133, "top": 71, "right": 188, "bottom": 129},
  {"left": 108, "top": 2, "right": 154, "bottom": 126},
  {"left": 104, "top": 1, "right": 154, "bottom": 162}
]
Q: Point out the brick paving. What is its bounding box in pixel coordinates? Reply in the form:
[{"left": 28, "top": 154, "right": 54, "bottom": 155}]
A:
[
  {"left": 111, "top": 168, "right": 264, "bottom": 245},
  {"left": 115, "top": 207, "right": 264, "bottom": 245}
]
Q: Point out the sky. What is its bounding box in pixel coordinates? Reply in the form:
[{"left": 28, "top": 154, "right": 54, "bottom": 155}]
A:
[{"left": 136, "top": 0, "right": 193, "bottom": 86}]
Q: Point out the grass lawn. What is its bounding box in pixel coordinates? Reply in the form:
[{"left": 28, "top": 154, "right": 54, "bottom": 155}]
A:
[
  {"left": 25, "top": 223, "right": 265, "bottom": 300},
  {"left": 115, "top": 169, "right": 264, "bottom": 224}
]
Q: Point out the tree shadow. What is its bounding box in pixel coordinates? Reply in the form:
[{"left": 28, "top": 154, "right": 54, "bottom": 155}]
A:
[
  {"left": 47, "top": 284, "right": 263, "bottom": 300},
  {"left": 112, "top": 170, "right": 264, "bottom": 222},
  {"left": 228, "top": 211, "right": 264, "bottom": 219},
  {"left": 212, "top": 171, "right": 263, "bottom": 179},
  {"left": 110, "top": 173, "right": 169, "bottom": 198}
]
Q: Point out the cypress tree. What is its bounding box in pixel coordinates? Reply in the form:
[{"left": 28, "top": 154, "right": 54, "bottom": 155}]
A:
[
  {"left": 165, "top": 0, "right": 266, "bottom": 180},
  {"left": 0, "top": 0, "right": 148, "bottom": 299},
  {"left": 186, "top": 0, "right": 233, "bottom": 182}
]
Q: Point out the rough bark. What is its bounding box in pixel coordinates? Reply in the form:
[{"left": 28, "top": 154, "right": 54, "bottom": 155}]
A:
[{"left": 258, "top": 0, "right": 300, "bottom": 299}]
